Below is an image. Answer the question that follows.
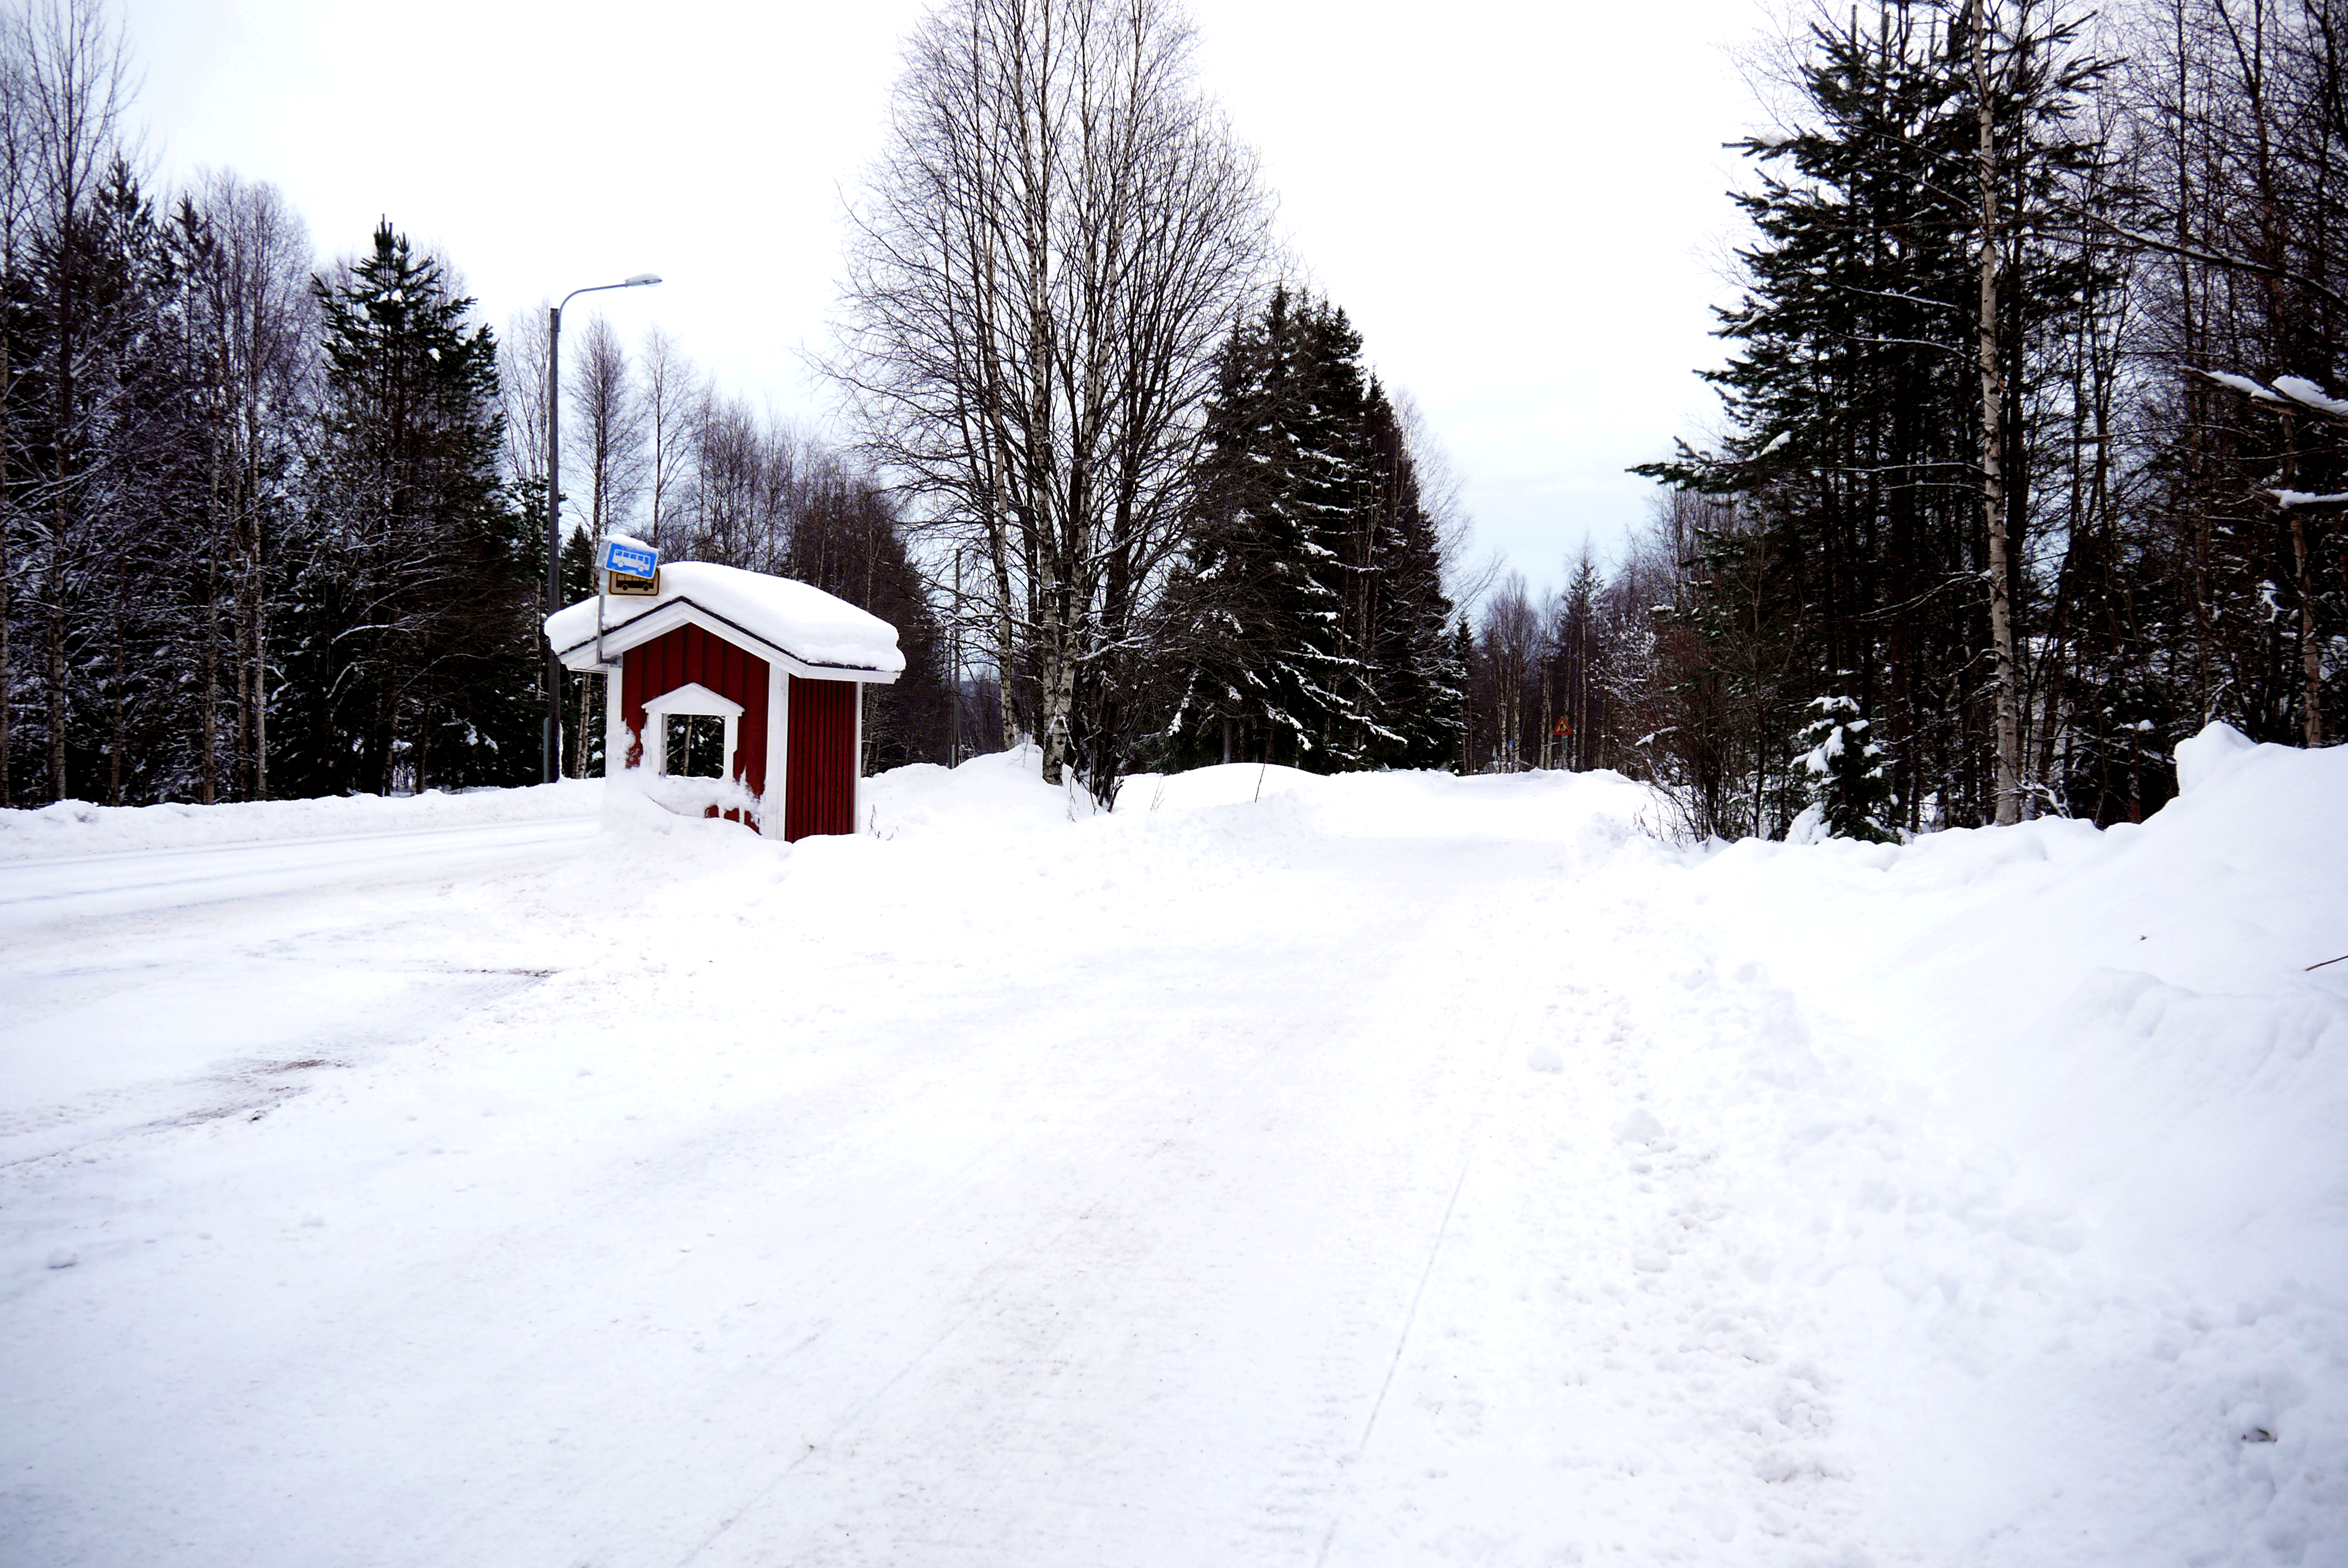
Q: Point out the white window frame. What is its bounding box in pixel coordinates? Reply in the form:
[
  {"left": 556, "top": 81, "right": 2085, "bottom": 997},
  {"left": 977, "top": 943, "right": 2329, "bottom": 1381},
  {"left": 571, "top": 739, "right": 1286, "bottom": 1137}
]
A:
[{"left": 640, "top": 682, "right": 744, "bottom": 780}]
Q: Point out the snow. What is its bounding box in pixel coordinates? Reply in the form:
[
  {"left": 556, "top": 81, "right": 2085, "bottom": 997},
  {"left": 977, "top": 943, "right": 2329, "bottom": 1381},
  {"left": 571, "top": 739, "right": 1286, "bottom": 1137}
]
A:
[
  {"left": 2196, "top": 367, "right": 2286, "bottom": 404},
  {"left": 543, "top": 560, "right": 906, "bottom": 674},
  {"left": 4, "top": 727, "right": 2342, "bottom": 1566},
  {"left": 0, "top": 778, "right": 601, "bottom": 862},
  {"left": 1115, "top": 759, "right": 1318, "bottom": 812},
  {"left": 2175, "top": 717, "right": 2259, "bottom": 794},
  {"left": 2272, "top": 488, "right": 2348, "bottom": 511},
  {"left": 862, "top": 744, "right": 1100, "bottom": 837},
  {"left": 602, "top": 769, "right": 761, "bottom": 825},
  {"left": 2272, "top": 374, "right": 2348, "bottom": 418}
]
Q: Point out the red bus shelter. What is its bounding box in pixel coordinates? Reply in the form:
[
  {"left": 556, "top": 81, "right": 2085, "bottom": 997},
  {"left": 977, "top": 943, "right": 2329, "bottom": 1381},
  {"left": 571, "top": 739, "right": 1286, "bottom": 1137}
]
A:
[{"left": 545, "top": 562, "right": 903, "bottom": 841}]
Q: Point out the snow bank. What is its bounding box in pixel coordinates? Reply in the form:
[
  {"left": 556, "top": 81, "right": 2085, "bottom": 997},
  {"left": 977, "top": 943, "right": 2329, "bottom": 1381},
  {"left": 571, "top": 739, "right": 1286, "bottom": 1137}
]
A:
[
  {"left": 1685, "top": 725, "right": 2348, "bottom": 1263},
  {"left": 863, "top": 746, "right": 1092, "bottom": 840},
  {"left": 1662, "top": 724, "right": 2348, "bottom": 1559},
  {"left": 2173, "top": 717, "right": 2259, "bottom": 793},
  {"left": 1116, "top": 762, "right": 1318, "bottom": 810},
  {"left": 544, "top": 560, "right": 905, "bottom": 674},
  {"left": 0, "top": 779, "right": 603, "bottom": 862}
]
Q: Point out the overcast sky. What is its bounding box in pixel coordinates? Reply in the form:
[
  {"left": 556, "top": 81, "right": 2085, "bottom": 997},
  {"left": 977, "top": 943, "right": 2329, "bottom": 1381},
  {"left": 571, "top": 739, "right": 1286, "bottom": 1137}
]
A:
[{"left": 127, "top": 0, "right": 1772, "bottom": 601}]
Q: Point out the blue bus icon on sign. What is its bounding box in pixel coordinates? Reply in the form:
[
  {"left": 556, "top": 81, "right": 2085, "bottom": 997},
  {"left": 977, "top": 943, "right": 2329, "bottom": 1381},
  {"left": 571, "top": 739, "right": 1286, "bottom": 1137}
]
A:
[{"left": 600, "top": 539, "right": 659, "bottom": 578}]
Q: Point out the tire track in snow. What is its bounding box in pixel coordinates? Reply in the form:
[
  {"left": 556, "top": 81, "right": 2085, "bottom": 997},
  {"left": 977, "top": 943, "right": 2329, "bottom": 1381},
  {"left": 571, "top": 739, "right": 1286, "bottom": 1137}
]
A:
[
  {"left": 1307, "top": 853, "right": 1888, "bottom": 1565},
  {"left": 649, "top": 837, "right": 1523, "bottom": 1567},
  {"left": 1312, "top": 1109, "right": 1483, "bottom": 1568}
]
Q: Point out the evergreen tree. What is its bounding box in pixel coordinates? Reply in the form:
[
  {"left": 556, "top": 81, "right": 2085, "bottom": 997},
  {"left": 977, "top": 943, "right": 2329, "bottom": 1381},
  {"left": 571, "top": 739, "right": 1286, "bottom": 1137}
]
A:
[
  {"left": 1207, "top": 287, "right": 1364, "bottom": 769},
  {"left": 1162, "top": 288, "right": 1454, "bottom": 773},
  {"left": 1448, "top": 617, "right": 1475, "bottom": 773},
  {"left": 1354, "top": 382, "right": 1459, "bottom": 768},
  {"left": 1638, "top": 1, "right": 2112, "bottom": 832},
  {"left": 280, "top": 221, "right": 527, "bottom": 795},
  {"left": 1797, "top": 693, "right": 1899, "bottom": 841}
]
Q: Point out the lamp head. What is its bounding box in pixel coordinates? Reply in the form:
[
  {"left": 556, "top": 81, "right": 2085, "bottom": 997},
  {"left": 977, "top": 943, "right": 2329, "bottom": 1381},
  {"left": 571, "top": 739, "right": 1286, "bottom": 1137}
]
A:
[{"left": 624, "top": 273, "right": 662, "bottom": 287}]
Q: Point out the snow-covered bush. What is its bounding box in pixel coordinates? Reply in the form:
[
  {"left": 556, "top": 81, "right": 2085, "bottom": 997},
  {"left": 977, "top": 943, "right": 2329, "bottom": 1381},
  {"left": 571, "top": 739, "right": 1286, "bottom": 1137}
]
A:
[{"left": 1797, "top": 694, "right": 1898, "bottom": 842}]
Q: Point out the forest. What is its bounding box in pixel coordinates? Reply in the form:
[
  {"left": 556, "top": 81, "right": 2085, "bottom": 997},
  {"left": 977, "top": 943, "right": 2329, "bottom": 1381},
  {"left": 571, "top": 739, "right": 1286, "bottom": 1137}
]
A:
[
  {"left": 1584, "top": 0, "right": 2346, "bottom": 834},
  {"left": 0, "top": 0, "right": 2339, "bottom": 835},
  {"left": 0, "top": 0, "right": 956, "bottom": 807}
]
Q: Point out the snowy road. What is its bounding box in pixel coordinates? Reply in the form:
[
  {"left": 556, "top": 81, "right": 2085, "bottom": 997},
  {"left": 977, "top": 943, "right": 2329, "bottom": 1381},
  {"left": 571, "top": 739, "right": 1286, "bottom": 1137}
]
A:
[
  {"left": 0, "top": 816, "right": 599, "bottom": 1163},
  {"left": 0, "top": 817, "right": 599, "bottom": 919},
  {"left": 2, "top": 753, "right": 2342, "bottom": 1567}
]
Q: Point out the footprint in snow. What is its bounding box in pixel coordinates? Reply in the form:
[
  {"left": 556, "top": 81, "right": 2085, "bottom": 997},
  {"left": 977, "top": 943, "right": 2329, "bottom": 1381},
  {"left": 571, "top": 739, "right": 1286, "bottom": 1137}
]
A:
[{"left": 1616, "top": 1107, "right": 1668, "bottom": 1145}]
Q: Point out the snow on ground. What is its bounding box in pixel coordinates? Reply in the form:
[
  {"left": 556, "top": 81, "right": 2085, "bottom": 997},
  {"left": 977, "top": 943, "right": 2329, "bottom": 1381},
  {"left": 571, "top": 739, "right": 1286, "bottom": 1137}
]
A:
[
  {"left": 1, "top": 732, "right": 2340, "bottom": 1567},
  {"left": 0, "top": 778, "right": 602, "bottom": 861}
]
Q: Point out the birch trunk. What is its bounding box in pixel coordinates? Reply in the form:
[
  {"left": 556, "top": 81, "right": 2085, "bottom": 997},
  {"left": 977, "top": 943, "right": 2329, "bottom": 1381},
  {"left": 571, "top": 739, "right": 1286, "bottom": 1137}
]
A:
[{"left": 1972, "top": 0, "right": 2022, "bottom": 826}]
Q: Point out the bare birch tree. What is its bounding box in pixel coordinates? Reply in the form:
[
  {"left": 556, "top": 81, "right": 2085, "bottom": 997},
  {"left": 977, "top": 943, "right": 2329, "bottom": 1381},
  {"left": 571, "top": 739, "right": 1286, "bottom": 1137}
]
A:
[
  {"left": 639, "top": 325, "right": 694, "bottom": 551},
  {"left": 832, "top": 0, "right": 1267, "bottom": 787},
  {"left": 1969, "top": 0, "right": 2024, "bottom": 826},
  {"left": 14, "top": 0, "right": 131, "bottom": 802},
  {"left": 498, "top": 305, "right": 549, "bottom": 494},
  {"left": 190, "top": 170, "right": 313, "bottom": 803},
  {"left": 567, "top": 313, "right": 647, "bottom": 541}
]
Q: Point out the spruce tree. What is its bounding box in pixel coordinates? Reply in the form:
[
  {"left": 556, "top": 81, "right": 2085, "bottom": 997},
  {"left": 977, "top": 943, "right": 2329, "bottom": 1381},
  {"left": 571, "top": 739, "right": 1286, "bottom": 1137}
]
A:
[
  {"left": 1354, "top": 381, "right": 1458, "bottom": 769},
  {"left": 1797, "top": 694, "right": 1899, "bottom": 842},
  {"left": 281, "top": 222, "right": 525, "bottom": 795},
  {"left": 1449, "top": 618, "right": 1476, "bottom": 773},
  {"left": 1639, "top": 2, "right": 2111, "bottom": 832},
  {"left": 1163, "top": 288, "right": 1453, "bottom": 773},
  {"left": 1161, "top": 288, "right": 1297, "bottom": 765}
]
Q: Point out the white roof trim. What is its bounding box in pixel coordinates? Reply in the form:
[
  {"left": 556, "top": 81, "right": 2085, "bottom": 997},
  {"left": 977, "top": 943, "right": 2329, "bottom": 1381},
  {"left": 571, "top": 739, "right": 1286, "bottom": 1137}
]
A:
[
  {"left": 554, "top": 596, "right": 902, "bottom": 684},
  {"left": 640, "top": 681, "right": 743, "bottom": 719}
]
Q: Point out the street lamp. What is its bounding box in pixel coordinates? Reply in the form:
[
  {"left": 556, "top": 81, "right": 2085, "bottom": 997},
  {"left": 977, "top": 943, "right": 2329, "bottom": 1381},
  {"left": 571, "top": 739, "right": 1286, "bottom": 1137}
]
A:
[{"left": 544, "top": 272, "right": 661, "bottom": 783}]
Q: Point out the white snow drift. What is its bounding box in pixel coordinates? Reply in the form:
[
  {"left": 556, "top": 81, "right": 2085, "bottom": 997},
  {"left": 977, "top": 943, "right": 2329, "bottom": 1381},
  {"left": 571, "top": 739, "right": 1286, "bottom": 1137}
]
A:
[{"left": 1, "top": 725, "right": 2339, "bottom": 1567}]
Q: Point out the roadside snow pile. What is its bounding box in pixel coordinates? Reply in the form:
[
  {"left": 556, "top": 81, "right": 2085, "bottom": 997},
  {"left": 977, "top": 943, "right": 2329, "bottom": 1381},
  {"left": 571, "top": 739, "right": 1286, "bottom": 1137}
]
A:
[
  {"left": 1116, "top": 761, "right": 1318, "bottom": 810},
  {"left": 0, "top": 778, "right": 604, "bottom": 862},
  {"left": 1649, "top": 721, "right": 2348, "bottom": 1561},
  {"left": 1684, "top": 724, "right": 2347, "bottom": 1262},
  {"left": 865, "top": 745, "right": 1096, "bottom": 839}
]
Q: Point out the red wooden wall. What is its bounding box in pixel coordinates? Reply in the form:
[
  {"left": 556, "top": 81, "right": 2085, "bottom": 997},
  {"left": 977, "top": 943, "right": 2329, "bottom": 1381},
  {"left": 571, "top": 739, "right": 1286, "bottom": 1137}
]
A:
[
  {"left": 622, "top": 623, "right": 770, "bottom": 810},
  {"left": 618, "top": 624, "right": 861, "bottom": 840},
  {"left": 784, "top": 676, "right": 858, "bottom": 841}
]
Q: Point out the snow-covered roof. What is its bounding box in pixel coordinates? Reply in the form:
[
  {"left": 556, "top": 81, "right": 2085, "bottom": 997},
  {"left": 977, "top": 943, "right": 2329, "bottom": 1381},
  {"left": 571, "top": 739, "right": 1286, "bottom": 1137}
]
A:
[{"left": 545, "top": 561, "right": 904, "bottom": 679}]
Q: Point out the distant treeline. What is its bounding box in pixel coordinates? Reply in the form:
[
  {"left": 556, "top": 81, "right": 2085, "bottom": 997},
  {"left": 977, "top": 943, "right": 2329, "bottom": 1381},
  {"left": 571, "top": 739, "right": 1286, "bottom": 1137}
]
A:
[{"left": 21, "top": 0, "right": 2319, "bottom": 827}]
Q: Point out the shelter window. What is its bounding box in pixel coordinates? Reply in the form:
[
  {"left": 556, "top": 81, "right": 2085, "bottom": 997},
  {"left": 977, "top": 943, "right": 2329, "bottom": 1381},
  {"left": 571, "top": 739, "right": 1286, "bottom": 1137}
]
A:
[
  {"left": 639, "top": 681, "right": 744, "bottom": 782},
  {"left": 666, "top": 714, "right": 727, "bottom": 777}
]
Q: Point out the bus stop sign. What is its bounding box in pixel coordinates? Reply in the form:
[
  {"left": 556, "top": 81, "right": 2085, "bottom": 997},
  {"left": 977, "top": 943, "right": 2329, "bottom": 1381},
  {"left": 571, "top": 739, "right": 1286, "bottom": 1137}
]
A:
[{"left": 600, "top": 538, "right": 659, "bottom": 578}]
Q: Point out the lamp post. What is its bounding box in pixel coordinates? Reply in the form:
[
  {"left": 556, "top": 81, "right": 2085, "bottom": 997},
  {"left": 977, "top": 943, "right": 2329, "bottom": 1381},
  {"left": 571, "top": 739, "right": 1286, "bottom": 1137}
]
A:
[{"left": 544, "top": 272, "right": 662, "bottom": 783}]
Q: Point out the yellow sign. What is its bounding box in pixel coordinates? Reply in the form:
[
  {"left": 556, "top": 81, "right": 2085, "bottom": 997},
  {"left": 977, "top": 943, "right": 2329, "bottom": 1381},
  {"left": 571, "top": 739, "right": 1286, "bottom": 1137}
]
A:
[{"left": 608, "top": 568, "right": 660, "bottom": 597}]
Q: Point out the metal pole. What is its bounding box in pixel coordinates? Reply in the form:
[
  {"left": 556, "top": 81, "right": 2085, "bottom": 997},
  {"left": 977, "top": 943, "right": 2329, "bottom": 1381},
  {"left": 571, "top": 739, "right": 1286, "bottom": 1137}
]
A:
[
  {"left": 538, "top": 275, "right": 659, "bottom": 783},
  {"left": 544, "top": 302, "right": 563, "bottom": 783}
]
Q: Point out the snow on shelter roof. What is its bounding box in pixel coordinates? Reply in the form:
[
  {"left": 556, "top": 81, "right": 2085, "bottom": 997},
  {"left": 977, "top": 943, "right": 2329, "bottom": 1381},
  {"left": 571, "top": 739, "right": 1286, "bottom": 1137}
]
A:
[{"left": 544, "top": 561, "right": 905, "bottom": 677}]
